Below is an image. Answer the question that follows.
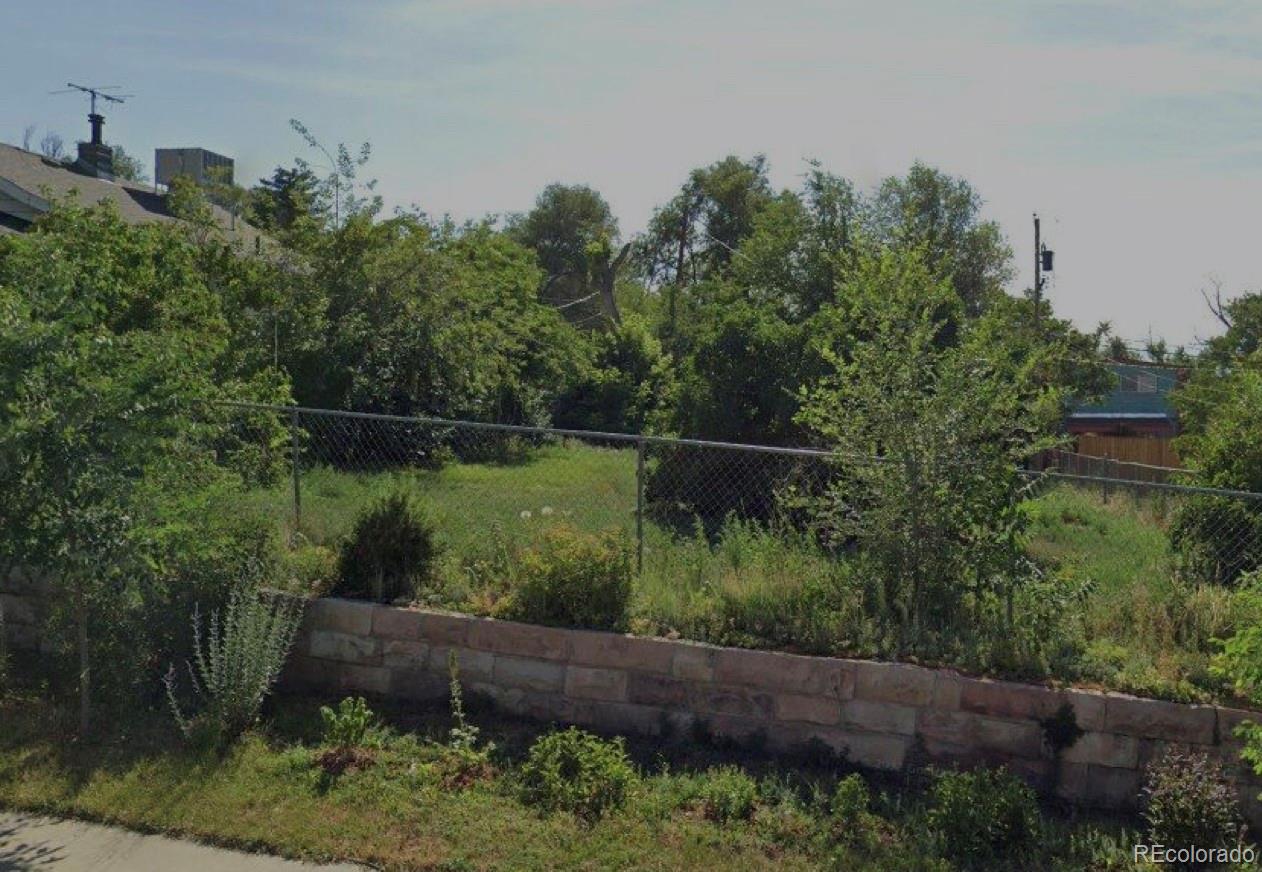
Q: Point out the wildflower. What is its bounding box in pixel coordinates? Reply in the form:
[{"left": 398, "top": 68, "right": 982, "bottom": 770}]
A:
[
  {"left": 520, "top": 510, "right": 532, "bottom": 520},
  {"left": 541, "top": 506, "right": 554, "bottom": 516}
]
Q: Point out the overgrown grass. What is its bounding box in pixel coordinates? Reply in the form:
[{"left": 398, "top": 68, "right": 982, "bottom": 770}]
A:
[
  {"left": 0, "top": 690, "right": 1145, "bottom": 871},
  {"left": 253, "top": 445, "right": 1255, "bottom": 703}
]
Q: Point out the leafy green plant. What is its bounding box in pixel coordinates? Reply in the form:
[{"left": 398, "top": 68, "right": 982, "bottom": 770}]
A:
[
  {"left": 440, "top": 651, "right": 495, "bottom": 788},
  {"left": 519, "top": 727, "right": 636, "bottom": 821},
  {"left": 164, "top": 584, "right": 303, "bottom": 745},
  {"left": 335, "top": 491, "right": 439, "bottom": 603},
  {"left": 509, "top": 526, "right": 632, "bottom": 631},
  {"left": 320, "top": 696, "right": 378, "bottom": 748},
  {"left": 926, "top": 767, "right": 1040, "bottom": 868},
  {"left": 697, "top": 766, "right": 759, "bottom": 823},
  {"left": 1142, "top": 748, "right": 1244, "bottom": 858},
  {"left": 826, "top": 773, "right": 887, "bottom": 853}
]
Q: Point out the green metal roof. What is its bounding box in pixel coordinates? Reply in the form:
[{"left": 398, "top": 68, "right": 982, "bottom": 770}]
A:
[{"left": 1070, "top": 363, "right": 1179, "bottom": 420}]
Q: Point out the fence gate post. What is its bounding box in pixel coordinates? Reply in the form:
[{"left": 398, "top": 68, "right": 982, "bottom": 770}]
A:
[
  {"left": 636, "top": 437, "right": 645, "bottom": 574},
  {"left": 290, "top": 407, "right": 302, "bottom": 540}
]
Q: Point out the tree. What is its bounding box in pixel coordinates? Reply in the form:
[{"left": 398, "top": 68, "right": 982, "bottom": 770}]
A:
[
  {"left": 249, "top": 166, "right": 324, "bottom": 232},
  {"left": 39, "top": 131, "right": 65, "bottom": 161},
  {"left": 865, "top": 163, "right": 1013, "bottom": 315},
  {"left": 509, "top": 183, "right": 624, "bottom": 324},
  {"left": 0, "top": 202, "right": 285, "bottom": 732},
  {"left": 554, "top": 315, "right": 676, "bottom": 434},
  {"left": 796, "top": 249, "right": 1061, "bottom": 664},
  {"left": 109, "top": 143, "right": 148, "bottom": 182},
  {"left": 635, "top": 155, "right": 774, "bottom": 334},
  {"left": 289, "top": 119, "right": 379, "bottom": 228}
]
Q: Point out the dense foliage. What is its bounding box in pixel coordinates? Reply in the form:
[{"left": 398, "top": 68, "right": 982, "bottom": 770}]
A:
[
  {"left": 335, "top": 491, "right": 440, "bottom": 602},
  {"left": 519, "top": 727, "right": 637, "bottom": 821},
  {"left": 1141, "top": 748, "right": 1244, "bottom": 858},
  {"left": 508, "top": 526, "right": 633, "bottom": 631}
]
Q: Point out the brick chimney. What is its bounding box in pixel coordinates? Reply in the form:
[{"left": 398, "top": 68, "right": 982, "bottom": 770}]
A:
[{"left": 74, "top": 112, "right": 114, "bottom": 180}]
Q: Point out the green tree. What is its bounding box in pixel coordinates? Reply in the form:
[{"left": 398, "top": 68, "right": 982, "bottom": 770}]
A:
[
  {"left": 865, "top": 162, "right": 1013, "bottom": 315},
  {"left": 796, "top": 249, "right": 1060, "bottom": 663},
  {"left": 0, "top": 201, "right": 285, "bottom": 732},
  {"left": 554, "top": 315, "right": 676, "bottom": 434},
  {"left": 109, "top": 143, "right": 148, "bottom": 182},
  {"left": 249, "top": 166, "right": 324, "bottom": 232}
]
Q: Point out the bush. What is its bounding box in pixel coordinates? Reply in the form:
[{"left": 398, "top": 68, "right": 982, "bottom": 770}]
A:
[
  {"left": 164, "top": 584, "right": 303, "bottom": 745},
  {"left": 1142, "top": 748, "right": 1243, "bottom": 858},
  {"left": 335, "top": 492, "right": 439, "bottom": 603},
  {"left": 509, "top": 526, "right": 632, "bottom": 631},
  {"left": 926, "top": 767, "right": 1040, "bottom": 867},
  {"left": 1171, "top": 496, "right": 1262, "bottom": 587},
  {"left": 698, "top": 766, "right": 759, "bottom": 823},
  {"left": 826, "top": 774, "right": 886, "bottom": 853},
  {"left": 519, "top": 727, "right": 636, "bottom": 821},
  {"left": 320, "top": 696, "right": 378, "bottom": 749}
]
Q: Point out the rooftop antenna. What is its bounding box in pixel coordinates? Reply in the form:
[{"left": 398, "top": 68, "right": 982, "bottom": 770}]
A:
[{"left": 51, "top": 83, "right": 132, "bottom": 144}]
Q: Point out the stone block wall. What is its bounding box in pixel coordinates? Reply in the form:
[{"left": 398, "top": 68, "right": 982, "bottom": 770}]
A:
[
  {"left": 284, "top": 598, "right": 1262, "bottom": 826},
  {"left": 0, "top": 567, "right": 47, "bottom": 651}
]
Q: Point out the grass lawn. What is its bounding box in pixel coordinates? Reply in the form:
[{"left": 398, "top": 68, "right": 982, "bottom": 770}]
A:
[
  {"left": 247, "top": 443, "right": 1251, "bottom": 704},
  {"left": 0, "top": 686, "right": 1143, "bottom": 871}
]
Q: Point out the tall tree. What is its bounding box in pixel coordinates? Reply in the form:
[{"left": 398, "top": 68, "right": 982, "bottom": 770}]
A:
[{"left": 865, "top": 162, "right": 1013, "bottom": 315}]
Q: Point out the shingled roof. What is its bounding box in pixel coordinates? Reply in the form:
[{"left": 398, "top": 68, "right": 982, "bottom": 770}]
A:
[{"left": 0, "top": 142, "right": 268, "bottom": 250}]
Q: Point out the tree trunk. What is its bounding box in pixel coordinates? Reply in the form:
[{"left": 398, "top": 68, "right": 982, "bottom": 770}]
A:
[{"left": 76, "top": 579, "right": 90, "bottom": 735}]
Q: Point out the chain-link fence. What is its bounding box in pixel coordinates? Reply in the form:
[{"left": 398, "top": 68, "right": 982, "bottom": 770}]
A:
[{"left": 214, "top": 402, "right": 1262, "bottom": 589}]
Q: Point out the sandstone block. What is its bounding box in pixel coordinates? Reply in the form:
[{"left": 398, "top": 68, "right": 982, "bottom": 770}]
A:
[
  {"left": 493, "top": 655, "right": 565, "bottom": 693},
  {"left": 565, "top": 666, "right": 628, "bottom": 702},
  {"left": 309, "top": 630, "right": 380, "bottom": 665},
  {"left": 382, "top": 639, "right": 429, "bottom": 669},
  {"left": 416, "top": 611, "right": 472, "bottom": 646},
  {"left": 693, "top": 687, "right": 775, "bottom": 720},
  {"left": 931, "top": 674, "right": 963, "bottom": 711},
  {"left": 626, "top": 672, "right": 691, "bottom": 708},
  {"left": 959, "top": 676, "right": 1068, "bottom": 722},
  {"left": 389, "top": 667, "right": 447, "bottom": 701},
  {"left": 569, "top": 630, "right": 676, "bottom": 673},
  {"left": 428, "top": 646, "right": 495, "bottom": 682},
  {"left": 467, "top": 618, "right": 571, "bottom": 661},
  {"left": 338, "top": 664, "right": 391, "bottom": 695},
  {"left": 776, "top": 693, "right": 840, "bottom": 726},
  {"left": 714, "top": 647, "right": 852, "bottom": 698},
  {"left": 372, "top": 606, "right": 421, "bottom": 640},
  {"left": 1104, "top": 696, "right": 1216, "bottom": 745},
  {"left": 918, "top": 710, "right": 1043, "bottom": 759},
  {"left": 854, "top": 661, "right": 934, "bottom": 706},
  {"left": 839, "top": 699, "right": 917, "bottom": 736},
  {"left": 306, "top": 598, "right": 375, "bottom": 636},
  {"left": 0, "top": 593, "right": 37, "bottom": 626},
  {"left": 1061, "top": 731, "right": 1140, "bottom": 770},
  {"left": 814, "top": 728, "right": 909, "bottom": 771},
  {"left": 671, "top": 644, "right": 716, "bottom": 681}
]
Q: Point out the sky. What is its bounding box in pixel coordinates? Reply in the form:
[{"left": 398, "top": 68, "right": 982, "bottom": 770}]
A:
[{"left": 3, "top": 0, "right": 1261, "bottom": 347}]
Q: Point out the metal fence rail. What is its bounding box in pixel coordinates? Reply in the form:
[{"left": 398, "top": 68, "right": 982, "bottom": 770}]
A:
[{"left": 214, "top": 402, "right": 1262, "bottom": 587}]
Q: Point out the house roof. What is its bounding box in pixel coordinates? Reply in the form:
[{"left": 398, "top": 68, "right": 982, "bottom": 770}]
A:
[
  {"left": 0, "top": 142, "right": 268, "bottom": 251},
  {"left": 1069, "top": 362, "right": 1181, "bottom": 421}
]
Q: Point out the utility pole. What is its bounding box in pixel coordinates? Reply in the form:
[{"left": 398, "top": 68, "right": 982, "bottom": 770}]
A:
[{"left": 1033, "top": 212, "right": 1042, "bottom": 333}]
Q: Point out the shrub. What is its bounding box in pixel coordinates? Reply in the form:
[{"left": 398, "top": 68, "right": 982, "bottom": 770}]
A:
[
  {"left": 1171, "top": 496, "right": 1262, "bottom": 587},
  {"left": 281, "top": 543, "right": 338, "bottom": 596},
  {"left": 519, "top": 727, "right": 636, "bottom": 821},
  {"left": 926, "top": 767, "right": 1040, "bottom": 867},
  {"left": 1142, "top": 748, "right": 1243, "bottom": 857},
  {"left": 509, "top": 526, "right": 632, "bottom": 631},
  {"left": 164, "top": 584, "right": 303, "bottom": 745},
  {"left": 698, "top": 766, "right": 759, "bottom": 823},
  {"left": 320, "top": 696, "right": 378, "bottom": 749},
  {"left": 335, "top": 492, "right": 439, "bottom": 603},
  {"left": 827, "top": 774, "right": 886, "bottom": 852}
]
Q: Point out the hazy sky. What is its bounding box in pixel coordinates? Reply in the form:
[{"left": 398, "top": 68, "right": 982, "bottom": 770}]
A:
[{"left": 4, "top": 0, "right": 1260, "bottom": 347}]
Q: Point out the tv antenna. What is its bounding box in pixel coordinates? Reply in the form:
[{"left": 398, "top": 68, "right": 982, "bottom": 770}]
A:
[{"left": 51, "top": 83, "right": 133, "bottom": 144}]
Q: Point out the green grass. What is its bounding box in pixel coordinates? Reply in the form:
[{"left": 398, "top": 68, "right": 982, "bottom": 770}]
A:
[
  {"left": 252, "top": 444, "right": 1253, "bottom": 703},
  {"left": 0, "top": 689, "right": 1144, "bottom": 871}
]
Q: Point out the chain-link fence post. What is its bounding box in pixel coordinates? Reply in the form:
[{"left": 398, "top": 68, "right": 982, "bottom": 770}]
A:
[
  {"left": 290, "top": 407, "right": 302, "bottom": 540},
  {"left": 636, "top": 437, "right": 645, "bottom": 574}
]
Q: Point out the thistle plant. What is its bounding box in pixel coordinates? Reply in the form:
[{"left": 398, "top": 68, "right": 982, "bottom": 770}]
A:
[{"left": 165, "top": 584, "right": 303, "bottom": 744}]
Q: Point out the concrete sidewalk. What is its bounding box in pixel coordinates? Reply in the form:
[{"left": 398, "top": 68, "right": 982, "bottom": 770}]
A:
[{"left": 0, "top": 812, "right": 368, "bottom": 871}]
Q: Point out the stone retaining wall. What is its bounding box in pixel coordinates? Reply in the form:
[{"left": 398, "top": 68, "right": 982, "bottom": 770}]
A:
[
  {"left": 284, "top": 598, "right": 1262, "bottom": 825},
  {"left": 0, "top": 567, "right": 47, "bottom": 652}
]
